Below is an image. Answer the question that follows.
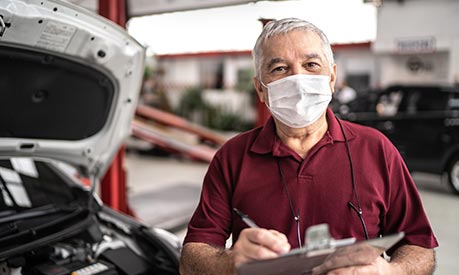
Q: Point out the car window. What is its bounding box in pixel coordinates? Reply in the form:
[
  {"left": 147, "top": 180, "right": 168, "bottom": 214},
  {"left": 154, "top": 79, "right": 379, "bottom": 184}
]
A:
[
  {"left": 376, "top": 90, "right": 403, "bottom": 116},
  {"left": 406, "top": 91, "right": 421, "bottom": 114},
  {"left": 415, "top": 91, "right": 448, "bottom": 112},
  {"left": 447, "top": 93, "right": 459, "bottom": 110},
  {"left": 376, "top": 87, "right": 451, "bottom": 116}
]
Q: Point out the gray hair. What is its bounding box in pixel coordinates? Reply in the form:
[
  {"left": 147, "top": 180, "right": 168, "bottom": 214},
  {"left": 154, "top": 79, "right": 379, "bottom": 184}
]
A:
[{"left": 252, "top": 18, "right": 334, "bottom": 79}]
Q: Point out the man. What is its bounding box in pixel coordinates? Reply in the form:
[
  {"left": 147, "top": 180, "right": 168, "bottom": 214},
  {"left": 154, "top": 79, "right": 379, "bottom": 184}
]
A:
[{"left": 180, "top": 18, "right": 438, "bottom": 275}]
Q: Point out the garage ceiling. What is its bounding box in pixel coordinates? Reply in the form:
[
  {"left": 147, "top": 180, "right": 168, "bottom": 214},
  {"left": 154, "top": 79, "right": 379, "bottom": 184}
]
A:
[{"left": 67, "top": 0, "right": 262, "bottom": 18}]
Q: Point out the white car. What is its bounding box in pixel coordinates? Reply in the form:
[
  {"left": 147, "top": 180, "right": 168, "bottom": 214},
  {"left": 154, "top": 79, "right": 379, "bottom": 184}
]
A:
[{"left": 0, "top": 1, "right": 180, "bottom": 274}]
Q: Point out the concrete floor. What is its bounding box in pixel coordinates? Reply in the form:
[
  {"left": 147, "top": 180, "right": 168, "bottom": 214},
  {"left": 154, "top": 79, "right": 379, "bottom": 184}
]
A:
[
  {"left": 125, "top": 152, "right": 459, "bottom": 275},
  {"left": 411, "top": 172, "right": 459, "bottom": 275}
]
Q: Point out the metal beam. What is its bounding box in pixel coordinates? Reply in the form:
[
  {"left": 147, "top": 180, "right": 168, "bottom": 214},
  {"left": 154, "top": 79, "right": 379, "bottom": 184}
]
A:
[{"left": 68, "top": 0, "right": 260, "bottom": 18}]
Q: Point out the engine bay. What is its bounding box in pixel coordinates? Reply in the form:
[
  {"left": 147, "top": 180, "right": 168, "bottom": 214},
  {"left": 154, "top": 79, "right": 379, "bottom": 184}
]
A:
[{"left": 0, "top": 211, "right": 179, "bottom": 275}]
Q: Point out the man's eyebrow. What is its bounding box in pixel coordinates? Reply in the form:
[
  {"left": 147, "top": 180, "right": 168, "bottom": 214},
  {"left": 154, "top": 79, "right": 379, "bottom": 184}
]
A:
[{"left": 266, "top": 58, "right": 285, "bottom": 69}]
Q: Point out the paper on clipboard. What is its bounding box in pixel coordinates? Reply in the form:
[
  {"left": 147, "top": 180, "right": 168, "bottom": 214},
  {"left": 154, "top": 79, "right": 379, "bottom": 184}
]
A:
[{"left": 236, "top": 232, "right": 405, "bottom": 275}]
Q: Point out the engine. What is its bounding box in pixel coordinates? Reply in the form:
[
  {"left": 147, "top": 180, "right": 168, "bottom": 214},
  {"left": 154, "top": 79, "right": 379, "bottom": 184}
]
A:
[
  {"left": 0, "top": 232, "right": 153, "bottom": 275},
  {"left": 0, "top": 213, "right": 180, "bottom": 275}
]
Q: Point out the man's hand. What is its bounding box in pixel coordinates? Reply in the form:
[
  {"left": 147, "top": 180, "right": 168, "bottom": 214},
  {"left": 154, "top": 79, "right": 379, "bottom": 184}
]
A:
[
  {"left": 180, "top": 229, "right": 290, "bottom": 275},
  {"left": 312, "top": 244, "right": 435, "bottom": 275},
  {"left": 313, "top": 255, "right": 391, "bottom": 275},
  {"left": 232, "top": 228, "right": 291, "bottom": 267},
  {"left": 311, "top": 246, "right": 394, "bottom": 274},
  {"left": 311, "top": 242, "right": 387, "bottom": 274}
]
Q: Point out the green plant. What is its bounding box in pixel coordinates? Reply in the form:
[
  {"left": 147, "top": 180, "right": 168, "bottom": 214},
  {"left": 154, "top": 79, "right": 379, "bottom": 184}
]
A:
[
  {"left": 176, "top": 87, "right": 254, "bottom": 132},
  {"left": 204, "top": 106, "right": 253, "bottom": 131},
  {"left": 176, "top": 87, "right": 206, "bottom": 118},
  {"left": 143, "top": 65, "right": 154, "bottom": 80},
  {"left": 236, "top": 68, "right": 255, "bottom": 93}
]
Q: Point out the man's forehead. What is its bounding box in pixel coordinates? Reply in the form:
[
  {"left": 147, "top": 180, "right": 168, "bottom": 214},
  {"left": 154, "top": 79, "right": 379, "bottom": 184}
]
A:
[
  {"left": 261, "top": 30, "right": 323, "bottom": 54},
  {"left": 263, "top": 29, "right": 321, "bottom": 45}
]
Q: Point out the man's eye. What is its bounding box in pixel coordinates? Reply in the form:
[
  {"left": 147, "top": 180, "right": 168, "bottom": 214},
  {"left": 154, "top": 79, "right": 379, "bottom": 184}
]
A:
[
  {"left": 272, "top": 66, "right": 287, "bottom": 73},
  {"left": 305, "top": 62, "right": 320, "bottom": 69}
]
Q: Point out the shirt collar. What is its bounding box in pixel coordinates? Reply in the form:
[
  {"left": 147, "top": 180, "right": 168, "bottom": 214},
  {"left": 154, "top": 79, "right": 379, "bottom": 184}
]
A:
[
  {"left": 250, "top": 108, "right": 356, "bottom": 156},
  {"left": 326, "top": 108, "right": 356, "bottom": 143},
  {"left": 250, "top": 116, "right": 277, "bottom": 155}
]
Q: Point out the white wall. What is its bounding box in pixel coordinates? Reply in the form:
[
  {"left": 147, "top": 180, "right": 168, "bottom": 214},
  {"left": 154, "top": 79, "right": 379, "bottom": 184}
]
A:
[
  {"left": 374, "top": 0, "right": 459, "bottom": 52},
  {"left": 378, "top": 52, "right": 449, "bottom": 86},
  {"left": 334, "top": 48, "right": 376, "bottom": 87},
  {"left": 373, "top": 0, "right": 459, "bottom": 86},
  {"left": 203, "top": 89, "right": 256, "bottom": 121},
  {"left": 160, "top": 58, "right": 200, "bottom": 88},
  {"left": 223, "top": 56, "right": 253, "bottom": 89}
]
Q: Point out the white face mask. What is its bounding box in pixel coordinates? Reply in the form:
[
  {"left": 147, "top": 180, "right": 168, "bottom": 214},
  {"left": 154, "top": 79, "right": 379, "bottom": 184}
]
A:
[{"left": 261, "top": 74, "right": 332, "bottom": 128}]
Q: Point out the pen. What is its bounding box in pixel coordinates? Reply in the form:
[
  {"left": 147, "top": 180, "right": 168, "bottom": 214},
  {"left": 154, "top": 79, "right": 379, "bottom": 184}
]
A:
[{"left": 233, "top": 208, "right": 260, "bottom": 228}]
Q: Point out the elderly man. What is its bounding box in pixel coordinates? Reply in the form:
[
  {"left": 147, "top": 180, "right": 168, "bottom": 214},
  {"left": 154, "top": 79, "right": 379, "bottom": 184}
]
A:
[{"left": 180, "top": 18, "right": 438, "bottom": 275}]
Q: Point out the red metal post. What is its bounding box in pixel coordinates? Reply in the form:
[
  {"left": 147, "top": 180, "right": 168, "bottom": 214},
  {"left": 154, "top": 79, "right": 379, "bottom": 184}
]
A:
[
  {"left": 98, "top": 0, "right": 126, "bottom": 27},
  {"left": 98, "top": 0, "right": 132, "bottom": 215},
  {"left": 101, "top": 146, "right": 130, "bottom": 214}
]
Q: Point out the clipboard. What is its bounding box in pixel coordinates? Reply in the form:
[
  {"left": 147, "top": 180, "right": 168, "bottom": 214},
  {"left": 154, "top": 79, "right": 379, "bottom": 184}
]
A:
[{"left": 237, "top": 224, "right": 405, "bottom": 275}]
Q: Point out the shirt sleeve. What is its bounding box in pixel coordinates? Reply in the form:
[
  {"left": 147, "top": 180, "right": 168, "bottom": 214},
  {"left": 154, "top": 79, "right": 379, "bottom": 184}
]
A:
[
  {"left": 183, "top": 150, "right": 233, "bottom": 247},
  {"left": 383, "top": 142, "right": 438, "bottom": 253}
]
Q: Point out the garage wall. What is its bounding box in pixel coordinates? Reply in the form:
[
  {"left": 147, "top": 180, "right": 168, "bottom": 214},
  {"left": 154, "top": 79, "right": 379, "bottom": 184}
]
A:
[{"left": 373, "top": 0, "right": 459, "bottom": 86}]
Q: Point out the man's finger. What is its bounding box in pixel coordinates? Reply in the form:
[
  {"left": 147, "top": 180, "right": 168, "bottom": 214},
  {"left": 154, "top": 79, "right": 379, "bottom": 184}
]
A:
[
  {"left": 233, "top": 228, "right": 291, "bottom": 267},
  {"left": 244, "top": 228, "right": 291, "bottom": 254},
  {"left": 312, "top": 243, "right": 382, "bottom": 274},
  {"left": 268, "top": 229, "right": 289, "bottom": 243}
]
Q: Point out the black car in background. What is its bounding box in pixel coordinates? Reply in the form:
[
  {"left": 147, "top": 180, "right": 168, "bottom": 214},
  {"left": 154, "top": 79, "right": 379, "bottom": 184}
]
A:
[{"left": 338, "top": 84, "right": 459, "bottom": 195}]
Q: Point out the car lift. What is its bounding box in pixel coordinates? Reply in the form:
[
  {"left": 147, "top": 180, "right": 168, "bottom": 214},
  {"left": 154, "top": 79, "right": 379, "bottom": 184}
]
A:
[{"left": 133, "top": 104, "right": 227, "bottom": 162}]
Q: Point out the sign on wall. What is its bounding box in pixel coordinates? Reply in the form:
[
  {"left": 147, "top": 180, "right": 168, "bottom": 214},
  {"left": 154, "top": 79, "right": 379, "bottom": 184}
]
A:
[{"left": 395, "top": 36, "right": 436, "bottom": 54}]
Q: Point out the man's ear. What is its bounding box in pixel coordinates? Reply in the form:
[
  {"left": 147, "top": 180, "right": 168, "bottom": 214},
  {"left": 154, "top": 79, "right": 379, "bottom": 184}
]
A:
[
  {"left": 253, "top": 76, "right": 266, "bottom": 103},
  {"left": 330, "top": 64, "right": 337, "bottom": 94}
]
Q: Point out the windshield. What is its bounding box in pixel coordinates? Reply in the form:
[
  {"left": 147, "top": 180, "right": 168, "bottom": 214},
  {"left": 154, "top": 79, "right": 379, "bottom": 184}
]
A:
[{"left": 0, "top": 158, "right": 85, "bottom": 212}]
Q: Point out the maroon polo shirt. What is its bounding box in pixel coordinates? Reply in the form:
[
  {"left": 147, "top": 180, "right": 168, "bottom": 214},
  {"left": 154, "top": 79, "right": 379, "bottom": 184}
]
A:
[{"left": 184, "top": 108, "right": 438, "bottom": 253}]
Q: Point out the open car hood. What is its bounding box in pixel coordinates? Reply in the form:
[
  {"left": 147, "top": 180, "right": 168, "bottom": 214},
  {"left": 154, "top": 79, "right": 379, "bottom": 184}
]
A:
[{"left": 0, "top": 0, "right": 145, "bottom": 178}]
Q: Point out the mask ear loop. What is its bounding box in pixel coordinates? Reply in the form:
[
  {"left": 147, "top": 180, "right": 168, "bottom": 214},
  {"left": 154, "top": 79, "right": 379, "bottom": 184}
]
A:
[{"left": 336, "top": 117, "right": 370, "bottom": 240}]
